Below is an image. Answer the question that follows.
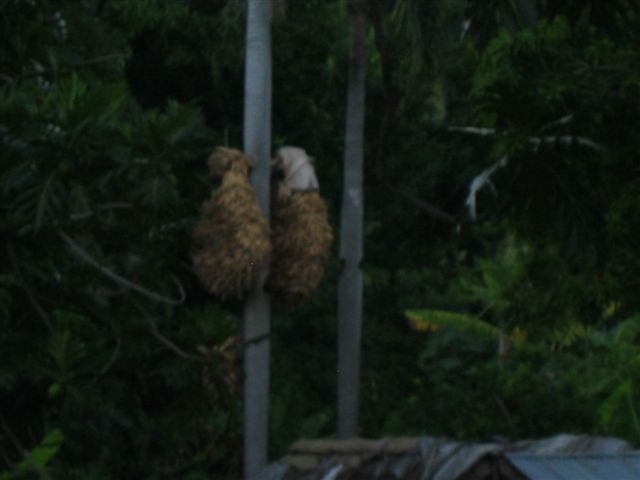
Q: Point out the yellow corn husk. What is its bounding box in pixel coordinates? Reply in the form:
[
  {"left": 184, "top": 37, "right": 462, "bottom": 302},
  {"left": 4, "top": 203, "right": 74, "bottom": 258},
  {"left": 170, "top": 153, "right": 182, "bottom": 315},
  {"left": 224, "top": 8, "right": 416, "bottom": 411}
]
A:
[
  {"left": 192, "top": 148, "right": 270, "bottom": 299},
  {"left": 267, "top": 186, "right": 333, "bottom": 306}
]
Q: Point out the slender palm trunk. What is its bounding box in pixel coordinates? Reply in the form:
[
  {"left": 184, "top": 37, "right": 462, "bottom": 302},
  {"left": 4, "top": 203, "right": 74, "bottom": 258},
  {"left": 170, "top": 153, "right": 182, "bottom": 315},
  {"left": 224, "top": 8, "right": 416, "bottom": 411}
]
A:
[
  {"left": 337, "top": 0, "right": 366, "bottom": 439},
  {"left": 242, "top": 0, "right": 272, "bottom": 477}
]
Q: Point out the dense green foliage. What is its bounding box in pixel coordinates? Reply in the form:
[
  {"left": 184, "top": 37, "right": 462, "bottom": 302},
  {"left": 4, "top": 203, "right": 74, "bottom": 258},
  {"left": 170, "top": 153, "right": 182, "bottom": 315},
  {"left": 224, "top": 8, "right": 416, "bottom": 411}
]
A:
[
  {"left": 1, "top": 1, "right": 240, "bottom": 478},
  {"left": 1, "top": 0, "right": 640, "bottom": 478}
]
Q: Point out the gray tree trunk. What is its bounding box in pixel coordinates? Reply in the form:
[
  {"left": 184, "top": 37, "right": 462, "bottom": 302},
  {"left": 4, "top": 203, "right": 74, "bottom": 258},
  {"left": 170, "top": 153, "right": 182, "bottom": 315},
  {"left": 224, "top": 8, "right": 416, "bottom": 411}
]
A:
[
  {"left": 243, "top": 0, "right": 272, "bottom": 477},
  {"left": 337, "top": 0, "right": 366, "bottom": 439}
]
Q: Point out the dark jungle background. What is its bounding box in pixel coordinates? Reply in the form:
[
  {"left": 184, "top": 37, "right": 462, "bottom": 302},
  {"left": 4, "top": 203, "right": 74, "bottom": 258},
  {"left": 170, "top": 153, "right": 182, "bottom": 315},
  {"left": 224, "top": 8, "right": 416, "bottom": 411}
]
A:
[{"left": 1, "top": 0, "right": 640, "bottom": 478}]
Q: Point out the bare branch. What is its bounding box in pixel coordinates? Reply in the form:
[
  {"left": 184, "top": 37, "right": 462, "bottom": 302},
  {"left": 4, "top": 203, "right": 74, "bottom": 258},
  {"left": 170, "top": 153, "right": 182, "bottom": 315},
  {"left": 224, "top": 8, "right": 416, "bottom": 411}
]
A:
[
  {"left": 170, "top": 274, "right": 186, "bottom": 303},
  {"left": 386, "top": 184, "right": 456, "bottom": 224},
  {"left": 448, "top": 126, "right": 496, "bottom": 136},
  {"left": 85, "top": 285, "right": 128, "bottom": 298},
  {"left": 98, "top": 333, "right": 121, "bottom": 375},
  {"left": 7, "top": 243, "right": 54, "bottom": 334},
  {"left": 0, "top": 445, "right": 15, "bottom": 468},
  {"left": 131, "top": 300, "right": 202, "bottom": 362},
  {"left": 449, "top": 125, "right": 606, "bottom": 152},
  {"left": 90, "top": 323, "right": 122, "bottom": 380},
  {"left": 465, "top": 156, "right": 509, "bottom": 221},
  {"left": 530, "top": 135, "right": 605, "bottom": 152},
  {"left": 538, "top": 114, "right": 573, "bottom": 133},
  {"left": 458, "top": 120, "right": 606, "bottom": 221},
  {"left": 0, "top": 416, "right": 46, "bottom": 477},
  {"left": 492, "top": 393, "right": 517, "bottom": 436},
  {"left": 0, "top": 416, "right": 26, "bottom": 455},
  {"left": 58, "top": 231, "right": 186, "bottom": 305},
  {"left": 70, "top": 202, "right": 133, "bottom": 221}
]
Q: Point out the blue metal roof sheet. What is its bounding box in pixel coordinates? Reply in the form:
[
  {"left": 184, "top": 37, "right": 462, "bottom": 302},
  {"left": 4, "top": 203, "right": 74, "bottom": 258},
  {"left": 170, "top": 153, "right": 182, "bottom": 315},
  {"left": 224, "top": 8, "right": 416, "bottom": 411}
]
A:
[{"left": 506, "top": 454, "right": 640, "bottom": 480}]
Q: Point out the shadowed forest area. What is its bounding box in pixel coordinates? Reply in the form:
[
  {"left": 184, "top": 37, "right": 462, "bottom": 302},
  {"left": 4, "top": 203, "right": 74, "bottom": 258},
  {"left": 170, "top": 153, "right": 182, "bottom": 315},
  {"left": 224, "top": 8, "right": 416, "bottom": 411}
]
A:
[{"left": 1, "top": 0, "right": 640, "bottom": 478}]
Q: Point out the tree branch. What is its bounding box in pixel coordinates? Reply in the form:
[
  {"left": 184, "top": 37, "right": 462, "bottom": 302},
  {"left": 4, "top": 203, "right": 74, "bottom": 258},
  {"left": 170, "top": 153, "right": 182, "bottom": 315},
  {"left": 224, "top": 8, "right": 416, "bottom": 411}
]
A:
[
  {"left": 538, "top": 114, "right": 573, "bottom": 133},
  {"left": 492, "top": 393, "right": 517, "bottom": 436},
  {"left": 0, "top": 416, "right": 45, "bottom": 477},
  {"left": 0, "top": 445, "right": 15, "bottom": 468},
  {"left": 7, "top": 243, "right": 54, "bottom": 334},
  {"left": 387, "top": 184, "right": 456, "bottom": 224},
  {"left": 529, "top": 135, "right": 605, "bottom": 152},
  {"left": 448, "top": 126, "right": 497, "bottom": 136},
  {"left": 0, "top": 417, "right": 25, "bottom": 456},
  {"left": 98, "top": 332, "right": 121, "bottom": 375},
  {"left": 58, "top": 231, "right": 186, "bottom": 305},
  {"left": 69, "top": 202, "right": 133, "bottom": 221},
  {"left": 85, "top": 285, "right": 128, "bottom": 299},
  {"left": 465, "top": 156, "right": 508, "bottom": 221},
  {"left": 131, "top": 300, "right": 202, "bottom": 362},
  {"left": 449, "top": 125, "right": 606, "bottom": 152}
]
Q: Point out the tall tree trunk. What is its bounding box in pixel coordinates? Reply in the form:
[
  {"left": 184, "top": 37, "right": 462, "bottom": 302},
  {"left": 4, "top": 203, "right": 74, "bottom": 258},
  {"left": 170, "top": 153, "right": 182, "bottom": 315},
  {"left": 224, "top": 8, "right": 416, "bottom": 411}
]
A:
[
  {"left": 243, "top": 0, "right": 272, "bottom": 477},
  {"left": 337, "top": 0, "right": 366, "bottom": 439}
]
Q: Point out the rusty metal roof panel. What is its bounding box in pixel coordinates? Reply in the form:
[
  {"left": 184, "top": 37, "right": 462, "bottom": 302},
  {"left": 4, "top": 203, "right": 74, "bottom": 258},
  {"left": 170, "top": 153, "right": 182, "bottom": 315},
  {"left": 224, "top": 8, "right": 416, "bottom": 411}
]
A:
[{"left": 506, "top": 454, "right": 640, "bottom": 480}]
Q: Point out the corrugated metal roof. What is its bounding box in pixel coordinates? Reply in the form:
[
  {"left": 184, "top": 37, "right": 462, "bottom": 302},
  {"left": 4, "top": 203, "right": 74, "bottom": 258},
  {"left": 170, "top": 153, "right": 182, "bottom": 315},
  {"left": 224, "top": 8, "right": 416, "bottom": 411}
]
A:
[
  {"left": 507, "top": 453, "right": 640, "bottom": 480},
  {"left": 258, "top": 434, "right": 638, "bottom": 480}
]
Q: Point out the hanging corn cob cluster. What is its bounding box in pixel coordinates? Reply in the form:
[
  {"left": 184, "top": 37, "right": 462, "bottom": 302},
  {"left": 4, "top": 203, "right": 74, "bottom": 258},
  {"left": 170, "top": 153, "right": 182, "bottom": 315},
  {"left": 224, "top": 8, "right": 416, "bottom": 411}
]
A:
[
  {"left": 266, "top": 146, "right": 333, "bottom": 306},
  {"left": 192, "top": 146, "right": 332, "bottom": 306},
  {"left": 192, "top": 147, "right": 271, "bottom": 299}
]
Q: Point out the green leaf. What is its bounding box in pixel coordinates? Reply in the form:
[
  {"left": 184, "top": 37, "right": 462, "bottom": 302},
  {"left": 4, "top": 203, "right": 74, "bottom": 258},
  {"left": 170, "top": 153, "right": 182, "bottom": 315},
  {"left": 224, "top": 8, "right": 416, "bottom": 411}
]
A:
[
  {"left": 16, "top": 428, "right": 64, "bottom": 472},
  {"left": 48, "top": 383, "right": 62, "bottom": 398},
  {"left": 600, "top": 379, "right": 633, "bottom": 430},
  {"left": 48, "top": 331, "right": 86, "bottom": 377},
  {"left": 405, "top": 309, "right": 500, "bottom": 339}
]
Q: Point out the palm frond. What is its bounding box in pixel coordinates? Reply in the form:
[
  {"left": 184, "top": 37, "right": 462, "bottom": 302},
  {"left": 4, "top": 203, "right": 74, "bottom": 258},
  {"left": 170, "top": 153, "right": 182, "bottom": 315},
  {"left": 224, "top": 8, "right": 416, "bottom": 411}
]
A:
[{"left": 406, "top": 308, "right": 500, "bottom": 338}]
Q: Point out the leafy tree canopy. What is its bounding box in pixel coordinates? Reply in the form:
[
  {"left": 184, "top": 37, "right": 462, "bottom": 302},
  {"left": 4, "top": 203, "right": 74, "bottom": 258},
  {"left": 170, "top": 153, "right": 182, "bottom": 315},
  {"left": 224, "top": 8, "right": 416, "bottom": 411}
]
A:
[{"left": 1, "top": 0, "right": 640, "bottom": 478}]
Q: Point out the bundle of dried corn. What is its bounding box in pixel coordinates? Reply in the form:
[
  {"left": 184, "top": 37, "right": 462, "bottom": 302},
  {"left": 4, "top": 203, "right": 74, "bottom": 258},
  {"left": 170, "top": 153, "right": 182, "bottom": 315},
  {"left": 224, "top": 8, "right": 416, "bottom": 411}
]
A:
[
  {"left": 192, "top": 147, "right": 270, "bottom": 299},
  {"left": 267, "top": 147, "right": 333, "bottom": 306}
]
